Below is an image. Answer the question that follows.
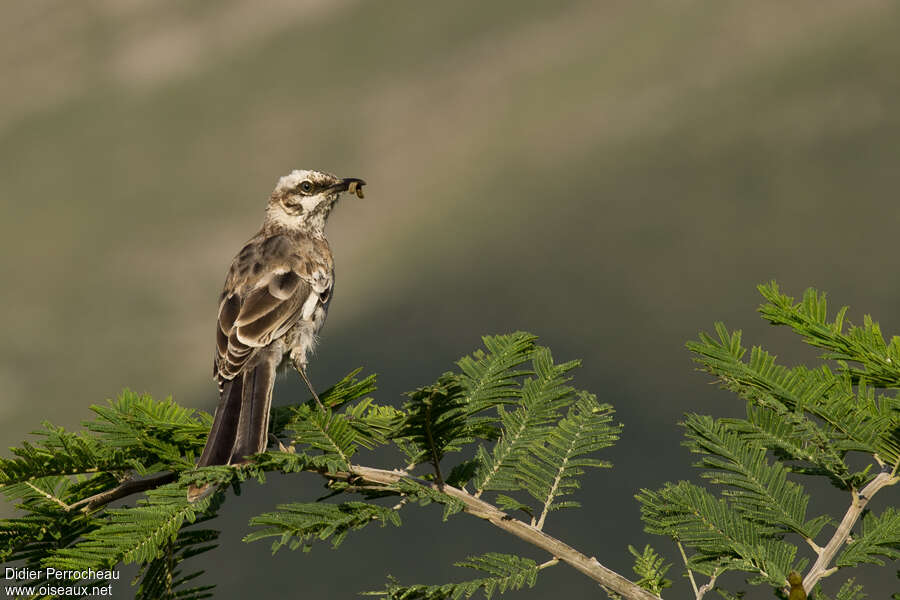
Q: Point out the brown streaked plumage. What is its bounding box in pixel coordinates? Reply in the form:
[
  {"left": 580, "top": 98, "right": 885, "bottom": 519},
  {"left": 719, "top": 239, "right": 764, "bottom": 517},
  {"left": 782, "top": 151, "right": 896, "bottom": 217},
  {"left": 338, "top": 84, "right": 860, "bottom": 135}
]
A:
[{"left": 188, "top": 169, "right": 365, "bottom": 502}]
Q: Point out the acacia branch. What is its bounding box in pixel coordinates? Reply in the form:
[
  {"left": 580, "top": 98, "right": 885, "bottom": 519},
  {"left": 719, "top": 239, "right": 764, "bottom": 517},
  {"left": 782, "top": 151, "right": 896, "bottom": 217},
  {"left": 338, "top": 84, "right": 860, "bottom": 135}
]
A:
[
  {"left": 676, "top": 540, "right": 699, "bottom": 597},
  {"left": 53, "top": 460, "right": 658, "bottom": 598},
  {"left": 333, "top": 464, "right": 661, "bottom": 600},
  {"left": 21, "top": 472, "right": 177, "bottom": 513},
  {"left": 67, "top": 471, "right": 177, "bottom": 512},
  {"left": 696, "top": 574, "right": 717, "bottom": 600},
  {"left": 24, "top": 481, "right": 71, "bottom": 511},
  {"left": 801, "top": 469, "right": 898, "bottom": 593},
  {"left": 536, "top": 421, "right": 583, "bottom": 531}
]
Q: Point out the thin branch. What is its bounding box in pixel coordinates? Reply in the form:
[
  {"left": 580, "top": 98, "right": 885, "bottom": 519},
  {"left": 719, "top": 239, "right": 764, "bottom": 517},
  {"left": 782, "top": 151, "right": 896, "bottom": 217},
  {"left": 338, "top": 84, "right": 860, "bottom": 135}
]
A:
[
  {"left": 474, "top": 411, "right": 530, "bottom": 498},
  {"left": 22, "top": 471, "right": 177, "bottom": 513},
  {"left": 332, "top": 464, "right": 661, "bottom": 600},
  {"left": 390, "top": 496, "right": 410, "bottom": 511},
  {"left": 333, "top": 483, "right": 395, "bottom": 494},
  {"left": 803, "top": 536, "right": 823, "bottom": 554},
  {"left": 801, "top": 469, "right": 898, "bottom": 593},
  {"left": 674, "top": 540, "right": 717, "bottom": 600},
  {"left": 424, "top": 392, "right": 444, "bottom": 485},
  {"left": 696, "top": 573, "right": 717, "bottom": 600},
  {"left": 68, "top": 471, "right": 177, "bottom": 512},
  {"left": 24, "top": 481, "right": 72, "bottom": 511},
  {"left": 536, "top": 422, "right": 584, "bottom": 531},
  {"left": 47, "top": 461, "right": 658, "bottom": 598},
  {"left": 538, "top": 557, "right": 560, "bottom": 570},
  {"left": 677, "top": 540, "right": 699, "bottom": 597}
]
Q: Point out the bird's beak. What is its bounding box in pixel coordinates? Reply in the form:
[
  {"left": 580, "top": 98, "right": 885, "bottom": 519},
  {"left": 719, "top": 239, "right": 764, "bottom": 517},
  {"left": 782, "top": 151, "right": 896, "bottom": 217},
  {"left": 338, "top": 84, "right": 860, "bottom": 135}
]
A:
[{"left": 329, "top": 177, "right": 366, "bottom": 198}]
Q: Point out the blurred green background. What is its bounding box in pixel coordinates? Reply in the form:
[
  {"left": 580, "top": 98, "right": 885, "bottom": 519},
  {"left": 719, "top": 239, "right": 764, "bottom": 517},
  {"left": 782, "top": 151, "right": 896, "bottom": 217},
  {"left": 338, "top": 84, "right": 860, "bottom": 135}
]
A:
[{"left": 1, "top": 1, "right": 898, "bottom": 597}]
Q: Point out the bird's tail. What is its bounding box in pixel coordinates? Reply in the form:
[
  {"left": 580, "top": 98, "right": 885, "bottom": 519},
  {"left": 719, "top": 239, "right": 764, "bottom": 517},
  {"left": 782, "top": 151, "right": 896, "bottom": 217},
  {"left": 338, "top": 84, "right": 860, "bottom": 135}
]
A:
[
  {"left": 230, "top": 359, "right": 276, "bottom": 462},
  {"left": 196, "top": 374, "right": 244, "bottom": 468},
  {"left": 188, "top": 360, "right": 275, "bottom": 502}
]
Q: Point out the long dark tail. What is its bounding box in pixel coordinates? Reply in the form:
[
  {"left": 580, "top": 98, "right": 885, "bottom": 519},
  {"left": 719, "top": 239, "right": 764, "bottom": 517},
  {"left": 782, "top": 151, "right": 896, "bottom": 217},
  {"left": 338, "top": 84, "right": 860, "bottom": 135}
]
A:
[
  {"left": 196, "top": 361, "right": 276, "bottom": 467},
  {"left": 231, "top": 358, "right": 276, "bottom": 462},
  {"left": 196, "top": 374, "right": 243, "bottom": 467},
  {"left": 189, "top": 361, "right": 275, "bottom": 502}
]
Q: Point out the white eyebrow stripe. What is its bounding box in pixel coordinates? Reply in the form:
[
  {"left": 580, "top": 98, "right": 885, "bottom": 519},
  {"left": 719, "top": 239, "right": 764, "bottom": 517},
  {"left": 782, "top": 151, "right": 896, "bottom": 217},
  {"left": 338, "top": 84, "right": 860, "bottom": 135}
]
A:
[{"left": 275, "top": 169, "right": 309, "bottom": 193}]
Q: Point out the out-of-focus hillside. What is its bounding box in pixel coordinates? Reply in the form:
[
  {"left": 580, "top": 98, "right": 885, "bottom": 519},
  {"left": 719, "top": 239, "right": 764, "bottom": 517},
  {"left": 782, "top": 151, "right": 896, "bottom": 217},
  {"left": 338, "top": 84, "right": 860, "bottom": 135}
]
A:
[{"left": 1, "top": 1, "right": 898, "bottom": 597}]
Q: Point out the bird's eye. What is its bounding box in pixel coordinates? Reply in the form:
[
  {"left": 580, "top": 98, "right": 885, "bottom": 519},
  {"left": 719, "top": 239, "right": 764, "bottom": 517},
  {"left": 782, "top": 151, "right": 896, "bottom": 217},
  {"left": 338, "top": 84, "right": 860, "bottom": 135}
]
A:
[{"left": 299, "top": 181, "right": 313, "bottom": 194}]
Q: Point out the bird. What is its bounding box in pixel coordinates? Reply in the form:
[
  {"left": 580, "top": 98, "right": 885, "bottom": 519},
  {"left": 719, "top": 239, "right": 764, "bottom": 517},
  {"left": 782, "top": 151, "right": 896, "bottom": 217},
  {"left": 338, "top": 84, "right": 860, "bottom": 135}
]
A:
[{"left": 187, "top": 169, "right": 365, "bottom": 502}]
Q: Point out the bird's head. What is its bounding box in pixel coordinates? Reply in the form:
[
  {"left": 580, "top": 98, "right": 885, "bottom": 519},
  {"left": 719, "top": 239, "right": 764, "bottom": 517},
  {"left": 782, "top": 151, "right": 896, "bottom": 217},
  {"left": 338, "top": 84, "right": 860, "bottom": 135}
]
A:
[{"left": 266, "top": 169, "right": 366, "bottom": 233}]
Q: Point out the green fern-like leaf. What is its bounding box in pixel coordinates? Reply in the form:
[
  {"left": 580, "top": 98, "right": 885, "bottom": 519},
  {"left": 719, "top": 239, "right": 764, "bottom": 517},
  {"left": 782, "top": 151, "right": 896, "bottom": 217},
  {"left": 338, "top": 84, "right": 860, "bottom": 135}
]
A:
[
  {"left": 0, "top": 424, "right": 126, "bottom": 487},
  {"left": 687, "top": 323, "right": 900, "bottom": 470},
  {"left": 249, "top": 450, "right": 340, "bottom": 477},
  {"left": 835, "top": 507, "right": 900, "bottom": 567},
  {"left": 683, "top": 414, "right": 829, "bottom": 539},
  {"left": 637, "top": 481, "right": 805, "bottom": 586},
  {"left": 811, "top": 577, "right": 867, "bottom": 600},
  {"left": 365, "top": 553, "right": 541, "bottom": 600},
  {"left": 833, "top": 578, "right": 866, "bottom": 600},
  {"left": 444, "top": 460, "right": 479, "bottom": 489},
  {"left": 0, "top": 495, "right": 97, "bottom": 565},
  {"left": 399, "top": 332, "right": 541, "bottom": 461},
  {"left": 757, "top": 282, "right": 900, "bottom": 388},
  {"left": 245, "top": 501, "right": 401, "bottom": 553},
  {"left": 87, "top": 390, "right": 210, "bottom": 470},
  {"left": 473, "top": 347, "right": 580, "bottom": 495},
  {"left": 0, "top": 390, "right": 211, "bottom": 491},
  {"left": 344, "top": 398, "right": 404, "bottom": 450},
  {"left": 394, "top": 374, "right": 469, "bottom": 479},
  {"left": 628, "top": 544, "right": 672, "bottom": 595},
  {"left": 267, "top": 368, "right": 374, "bottom": 432},
  {"left": 493, "top": 494, "right": 534, "bottom": 519},
  {"left": 318, "top": 368, "right": 378, "bottom": 409},
  {"left": 514, "top": 393, "right": 620, "bottom": 527},
  {"left": 814, "top": 379, "right": 900, "bottom": 466},
  {"left": 135, "top": 524, "right": 218, "bottom": 600},
  {"left": 724, "top": 404, "right": 851, "bottom": 488},
  {"left": 392, "top": 478, "right": 466, "bottom": 521},
  {"left": 276, "top": 369, "right": 385, "bottom": 469},
  {"left": 287, "top": 406, "right": 357, "bottom": 469},
  {"left": 687, "top": 324, "right": 836, "bottom": 418},
  {"left": 397, "top": 332, "right": 543, "bottom": 465},
  {"left": 455, "top": 333, "right": 538, "bottom": 414},
  {"left": 46, "top": 483, "right": 214, "bottom": 569}
]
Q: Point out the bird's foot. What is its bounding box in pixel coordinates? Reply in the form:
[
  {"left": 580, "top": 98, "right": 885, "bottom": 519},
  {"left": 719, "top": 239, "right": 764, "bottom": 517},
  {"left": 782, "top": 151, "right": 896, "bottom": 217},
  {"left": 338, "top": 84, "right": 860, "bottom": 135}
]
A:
[
  {"left": 268, "top": 433, "right": 295, "bottom": 454},
  {"left": 187, "top": 482, "right": 215, "bottom": 503}
]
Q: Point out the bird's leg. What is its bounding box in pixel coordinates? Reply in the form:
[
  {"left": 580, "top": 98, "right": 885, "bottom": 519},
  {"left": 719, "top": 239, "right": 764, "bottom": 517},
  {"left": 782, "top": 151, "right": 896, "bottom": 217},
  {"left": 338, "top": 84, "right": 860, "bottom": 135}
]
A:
[
  {"left": 292, "top": 356, "right": 325, "bottom": 412},
  {"left": 268, "top": 432, "right": 294, "bottom": 453},
  {"left": 299, "top": 368, "right": 326, "bottom": 412}
]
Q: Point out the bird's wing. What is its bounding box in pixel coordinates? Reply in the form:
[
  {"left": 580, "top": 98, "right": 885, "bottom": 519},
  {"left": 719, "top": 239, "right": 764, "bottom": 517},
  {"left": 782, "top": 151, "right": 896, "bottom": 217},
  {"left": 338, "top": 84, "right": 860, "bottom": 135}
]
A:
[{"left": 214, "top": 234, "right": 333, "bottom": 382}]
